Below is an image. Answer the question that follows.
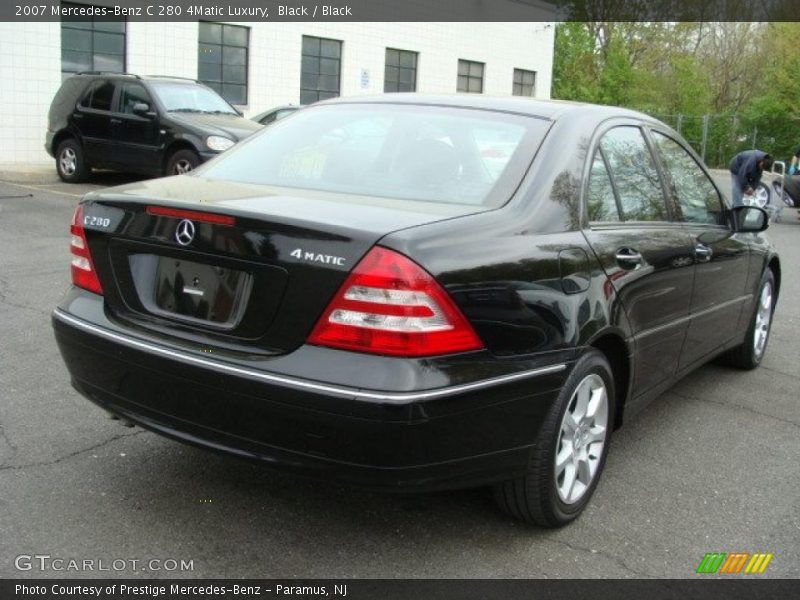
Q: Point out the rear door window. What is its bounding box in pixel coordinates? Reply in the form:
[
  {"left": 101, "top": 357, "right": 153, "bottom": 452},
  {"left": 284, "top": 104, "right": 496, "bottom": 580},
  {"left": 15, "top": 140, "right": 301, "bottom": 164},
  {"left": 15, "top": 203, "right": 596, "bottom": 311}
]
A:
[
  {"left": 88, "top": 80, "right": 115, "bottom": 112},
  {"left": 78, "top": 81, "right": 98, "bottom": 107},
  {"left": 599, "top": 126, "right": 668, "bottom": 222}
]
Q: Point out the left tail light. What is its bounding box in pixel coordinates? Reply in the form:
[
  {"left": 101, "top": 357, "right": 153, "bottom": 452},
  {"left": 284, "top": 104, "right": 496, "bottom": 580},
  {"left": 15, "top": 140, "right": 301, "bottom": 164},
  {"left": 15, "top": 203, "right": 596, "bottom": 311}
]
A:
[{"left": 70, "top": 204, "right": 103, "bottom": 295}]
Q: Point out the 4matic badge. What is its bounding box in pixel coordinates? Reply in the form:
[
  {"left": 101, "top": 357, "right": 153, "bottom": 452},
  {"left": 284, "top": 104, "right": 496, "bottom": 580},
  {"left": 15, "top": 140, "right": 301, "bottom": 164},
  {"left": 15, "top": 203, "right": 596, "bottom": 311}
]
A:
[{"left": 290, "top": 248, "right": 346, "bottom": 266}]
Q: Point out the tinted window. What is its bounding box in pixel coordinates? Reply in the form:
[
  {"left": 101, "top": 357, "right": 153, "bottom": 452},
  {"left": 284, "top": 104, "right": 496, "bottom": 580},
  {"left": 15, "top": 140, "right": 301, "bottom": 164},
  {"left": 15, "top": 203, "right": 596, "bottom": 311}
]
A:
[
  {"left": 513, "top": 69, "right": 536, "bottom": 97},
  {"left": 301, "top": 36, "right": 342, "bottom": 105},
  {"left": 385, "top": 48, "right": 417, "bottom": 93},
  {"left": 118, "top": 83, "right": 150, "bottom": 114},
  {"left": 61, "top": 2, "right": 125, "bottom": 80},
  {"left": 457, "top": 60, "right": 484, "bottom": 93},
  {"left": 200, "top": 104, "right": 548, "bottom": 207},
  {"left": 652, "top": 132, "right": 725, "bottom": 225},
  {"left": 198, "top": 22, "right": 249, "bottom": 105},
  {"left": 88, "top": 81, "right": 115, "bottom": 111},
  {"left": 600, "top": 126, "right": 667, "bottom": 222},
  {"left": 78, "top": 81, "right": 98, "bottom": 107},
  {"left": 587, "top": 150, "right": 620, "bottom": 222}
]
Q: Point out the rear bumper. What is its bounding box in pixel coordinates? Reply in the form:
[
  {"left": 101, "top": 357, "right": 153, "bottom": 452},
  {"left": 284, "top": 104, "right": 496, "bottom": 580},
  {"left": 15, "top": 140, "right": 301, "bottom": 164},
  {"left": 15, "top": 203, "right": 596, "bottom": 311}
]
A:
[{"left": 52, "top": 295, "right": 572, "bottom": 491}]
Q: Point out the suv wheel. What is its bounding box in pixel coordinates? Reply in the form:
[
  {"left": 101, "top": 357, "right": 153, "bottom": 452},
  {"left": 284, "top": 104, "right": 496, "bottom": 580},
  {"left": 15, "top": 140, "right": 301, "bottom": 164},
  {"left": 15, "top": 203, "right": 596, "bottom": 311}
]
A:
[
  {"left": 493, "top": 349, "right": 615, "bottom": 527},
  {"left": 55, "top": 139, "right": 89, "bottom": 183},
  {"left": 166, "top": 149, "right": 200, "bottom": 176}
]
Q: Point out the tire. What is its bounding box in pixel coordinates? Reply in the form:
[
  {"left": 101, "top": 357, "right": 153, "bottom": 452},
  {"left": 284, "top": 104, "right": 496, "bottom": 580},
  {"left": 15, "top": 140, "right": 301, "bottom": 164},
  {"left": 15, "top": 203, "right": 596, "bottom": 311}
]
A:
[
  {"left": 720, "top": 269, "right": 776, "bottom": 370},
  {"left": 55, "top": 138, "right": 89, "bottom": 183},
  {"left": 773, "top": 180, "right": 796, "bottom": 208},
  {"left": 165, "top": 148, "right": 200, "bottom": 176},
  {"left": 493, "top": 349, "right": 615, "bottom": 527}
]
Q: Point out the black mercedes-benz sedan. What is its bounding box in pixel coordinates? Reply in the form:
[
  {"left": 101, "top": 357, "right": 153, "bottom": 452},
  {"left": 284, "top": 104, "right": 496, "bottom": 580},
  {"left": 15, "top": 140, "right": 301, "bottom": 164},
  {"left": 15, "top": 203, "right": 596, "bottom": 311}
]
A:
[{"left": 52, "top": 95, "right": 779, "bottom": 527}]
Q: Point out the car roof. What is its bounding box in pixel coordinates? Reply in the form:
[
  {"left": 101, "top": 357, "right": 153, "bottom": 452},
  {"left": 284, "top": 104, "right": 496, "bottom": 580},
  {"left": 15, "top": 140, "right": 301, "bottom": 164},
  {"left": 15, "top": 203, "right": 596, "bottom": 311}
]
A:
[{"left": 319, "top": 93, "right": 659, "bottom": 124}]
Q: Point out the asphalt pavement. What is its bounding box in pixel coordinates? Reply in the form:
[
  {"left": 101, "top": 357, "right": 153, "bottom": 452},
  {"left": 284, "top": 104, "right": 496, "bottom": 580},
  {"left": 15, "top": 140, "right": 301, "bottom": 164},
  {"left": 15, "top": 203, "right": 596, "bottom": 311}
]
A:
[{"left": 0, "top": 170, "right": 798, "bottom": 579}]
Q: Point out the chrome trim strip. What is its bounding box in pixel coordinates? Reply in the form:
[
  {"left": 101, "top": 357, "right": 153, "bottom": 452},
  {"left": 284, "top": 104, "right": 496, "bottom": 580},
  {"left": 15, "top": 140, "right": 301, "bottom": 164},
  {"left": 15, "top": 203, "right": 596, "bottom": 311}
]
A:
[
  {"left": 53, "top": 309, "right": 567, "bottom": 403},
  {"left": 635, "top": 294, "right": 752, "bottom": 341}
]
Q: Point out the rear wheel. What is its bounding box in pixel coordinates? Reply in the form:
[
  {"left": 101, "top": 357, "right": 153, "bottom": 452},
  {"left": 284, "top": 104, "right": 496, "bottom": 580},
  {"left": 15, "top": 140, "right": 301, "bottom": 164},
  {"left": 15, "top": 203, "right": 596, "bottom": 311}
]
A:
[
  {"left": 165, "top": 148, "right": 199, "bottom": 176},
  {"left": 55, "top": 139, "right": 89, "bottom": 183},
  {"left": 493, "top": 349, "right": 615, "bottom": 527},
  {"left": 720, "top": 269, "right": 776, "bottom": 370}
]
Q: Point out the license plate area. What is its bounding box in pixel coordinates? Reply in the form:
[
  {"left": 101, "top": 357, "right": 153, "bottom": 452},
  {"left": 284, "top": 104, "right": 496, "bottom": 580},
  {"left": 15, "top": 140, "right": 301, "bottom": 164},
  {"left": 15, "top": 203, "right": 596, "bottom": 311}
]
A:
[{"left": 130, "top": 254, "right": 252, "bottom": 329}]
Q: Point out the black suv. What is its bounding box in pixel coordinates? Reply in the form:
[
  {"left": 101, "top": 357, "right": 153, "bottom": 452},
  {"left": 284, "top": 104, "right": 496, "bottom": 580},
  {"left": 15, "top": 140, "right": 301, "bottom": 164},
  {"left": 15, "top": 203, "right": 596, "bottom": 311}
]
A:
[{"left": 46, "top": 73, "right": 263, "bottom": 182}]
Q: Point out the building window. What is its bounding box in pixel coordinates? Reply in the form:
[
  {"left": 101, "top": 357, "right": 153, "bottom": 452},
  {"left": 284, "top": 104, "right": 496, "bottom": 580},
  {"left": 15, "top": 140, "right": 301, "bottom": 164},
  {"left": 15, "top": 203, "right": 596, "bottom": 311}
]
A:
[
  {"left": 301, "top": 35, "right": 342, "bottom": 105},
  {"left": 60, "top": 2, "right": 125, "bottom": 79},
  {"left": 198, "top": 22, "right": 249, "bottom": 105},
  {"left": 384, "top": 48, "right": 417, "bottom": 93},
  {"left": 457, "top": 60, "right": 484, "bottom": 94},
  {"left": 513, "top": 68, "right": 536, "bottom": 97}
]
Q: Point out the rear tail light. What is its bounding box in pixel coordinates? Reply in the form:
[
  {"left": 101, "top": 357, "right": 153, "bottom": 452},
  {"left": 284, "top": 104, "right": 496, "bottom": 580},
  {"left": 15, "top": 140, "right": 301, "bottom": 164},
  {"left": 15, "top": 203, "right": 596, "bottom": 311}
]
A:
[
  {"left": 308, "top": 246, "right": 483, "bottom": 357},
  {"left": 70, "top": 205, "right": 103, "bottom": 295}
]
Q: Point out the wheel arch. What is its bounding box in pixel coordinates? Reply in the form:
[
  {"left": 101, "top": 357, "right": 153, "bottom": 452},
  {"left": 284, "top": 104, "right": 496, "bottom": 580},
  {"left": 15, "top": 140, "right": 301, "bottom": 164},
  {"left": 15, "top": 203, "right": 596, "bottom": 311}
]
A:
[
  {"left": 586, "top": 331, "right": 632, "bottom": 430},
  {"left": 52, "top": 129, "right": 80, "bottom": 155},
  {"left": 768, "top": 255, "right": 781, "bottom": 300},
  {"left": 162, "top": 139, "right": 200, "bottom": 172}
]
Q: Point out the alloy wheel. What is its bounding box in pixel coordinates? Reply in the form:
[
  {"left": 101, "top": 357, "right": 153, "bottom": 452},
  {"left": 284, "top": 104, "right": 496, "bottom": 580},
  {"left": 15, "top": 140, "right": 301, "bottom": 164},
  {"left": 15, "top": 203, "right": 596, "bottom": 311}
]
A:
[
  {"left": 555, "top": 373, "right": 609, "bottom": 505},
  {"left": 752, "top": 184, "right": 769, "bottom": 208},
  {"left": 753, "top": 280, "right": 774, "bottom": 358},
  {"left": 59, "top": 148, "right": 77, "bottom": 176},
  {"left": 174, "top": 159, "right": 194, "bottom": 174}
]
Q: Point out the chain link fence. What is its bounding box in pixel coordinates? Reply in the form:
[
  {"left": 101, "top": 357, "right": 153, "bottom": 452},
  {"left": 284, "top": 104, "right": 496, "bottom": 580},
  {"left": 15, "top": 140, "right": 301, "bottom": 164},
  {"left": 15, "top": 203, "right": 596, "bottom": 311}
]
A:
[{"left": 646, "top": 112, "right": 771, "bottom": 168}]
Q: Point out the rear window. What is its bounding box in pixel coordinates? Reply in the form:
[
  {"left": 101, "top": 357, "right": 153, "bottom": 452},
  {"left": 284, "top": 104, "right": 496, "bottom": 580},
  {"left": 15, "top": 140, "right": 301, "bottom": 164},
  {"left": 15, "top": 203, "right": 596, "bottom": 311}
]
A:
[{"left": 199, "top": 103, "right": 549, "bottom": 206}]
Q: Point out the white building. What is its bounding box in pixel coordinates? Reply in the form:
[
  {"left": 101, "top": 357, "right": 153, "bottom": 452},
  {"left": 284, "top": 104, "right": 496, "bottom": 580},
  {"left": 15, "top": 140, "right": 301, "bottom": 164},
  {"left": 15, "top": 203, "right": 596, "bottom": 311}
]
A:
[{"left": 0, "top": 15, "right": 555, "bottom": 165}]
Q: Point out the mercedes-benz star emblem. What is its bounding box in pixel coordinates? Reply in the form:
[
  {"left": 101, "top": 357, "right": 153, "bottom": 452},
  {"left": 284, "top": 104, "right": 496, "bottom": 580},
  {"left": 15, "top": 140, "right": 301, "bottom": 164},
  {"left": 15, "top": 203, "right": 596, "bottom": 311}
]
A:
[{"left": 175, "top": 219, "right": 195, "bottom": 246}]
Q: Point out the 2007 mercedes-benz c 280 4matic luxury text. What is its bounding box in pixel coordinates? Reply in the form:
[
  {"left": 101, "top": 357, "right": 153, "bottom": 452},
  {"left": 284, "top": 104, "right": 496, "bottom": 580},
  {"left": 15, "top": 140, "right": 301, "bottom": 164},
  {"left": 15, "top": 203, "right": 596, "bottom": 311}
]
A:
[{"left": 53, "top": 95, "right": 779, "bottom": 527}]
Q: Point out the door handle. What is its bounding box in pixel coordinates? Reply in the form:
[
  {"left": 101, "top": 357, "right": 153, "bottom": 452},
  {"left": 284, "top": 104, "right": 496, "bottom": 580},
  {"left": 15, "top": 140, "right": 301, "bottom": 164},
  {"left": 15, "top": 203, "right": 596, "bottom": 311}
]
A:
[
  {"left": 110, "top": 118, "right": 122, "bottom": 125},
  {"left": 695, "top": 243, "right": 713, "bottom": 262},
  {"left": 615, "top": 248, "right": 644, "bottom": 269}
]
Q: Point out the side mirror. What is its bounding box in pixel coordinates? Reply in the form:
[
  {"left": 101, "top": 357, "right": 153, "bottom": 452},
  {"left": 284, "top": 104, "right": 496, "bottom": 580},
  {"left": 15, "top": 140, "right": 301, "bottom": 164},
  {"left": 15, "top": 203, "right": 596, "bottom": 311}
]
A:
[
  {"left": 132, "top": 102, "right": 153, "bottom": 116},
  {"left": 732, "top": 206, "right": 769, "bottom": 233}
]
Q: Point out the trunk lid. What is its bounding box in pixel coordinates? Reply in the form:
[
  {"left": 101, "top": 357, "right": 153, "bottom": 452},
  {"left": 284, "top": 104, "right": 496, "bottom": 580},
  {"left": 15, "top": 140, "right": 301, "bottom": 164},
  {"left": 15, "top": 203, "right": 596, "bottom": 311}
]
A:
[{"left": 81, "top": 174, "right": 484, "bottom": 355}]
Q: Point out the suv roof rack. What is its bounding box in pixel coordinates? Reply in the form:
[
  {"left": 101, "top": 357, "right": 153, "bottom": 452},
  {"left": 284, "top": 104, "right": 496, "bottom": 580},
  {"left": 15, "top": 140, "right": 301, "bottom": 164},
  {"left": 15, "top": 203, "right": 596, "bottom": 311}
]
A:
[
  {"left": 75, "top": 71, "right": 141, "bottom": 79},
  {"left": 145, "top": 75, "right": 199, "bottom": 82}
]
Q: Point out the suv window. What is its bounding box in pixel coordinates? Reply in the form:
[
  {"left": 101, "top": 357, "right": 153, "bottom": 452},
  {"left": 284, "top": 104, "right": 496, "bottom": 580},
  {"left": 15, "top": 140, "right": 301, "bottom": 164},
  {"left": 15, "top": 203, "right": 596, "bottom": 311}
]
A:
[
  {"left": 652, "top": 131, "right": 726, "bottom": 226},
  {"left": 78, "top": 81, "right": 97, "bottom": 107},
  {"left": 600, "top": 126, "right": 668, "bottom": 222},
  {"left": 118, "top": 82, "right": 151, "bottom": 114},
  {"left": 88, "top": 80, "right": 115, "bottom": 111}
]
